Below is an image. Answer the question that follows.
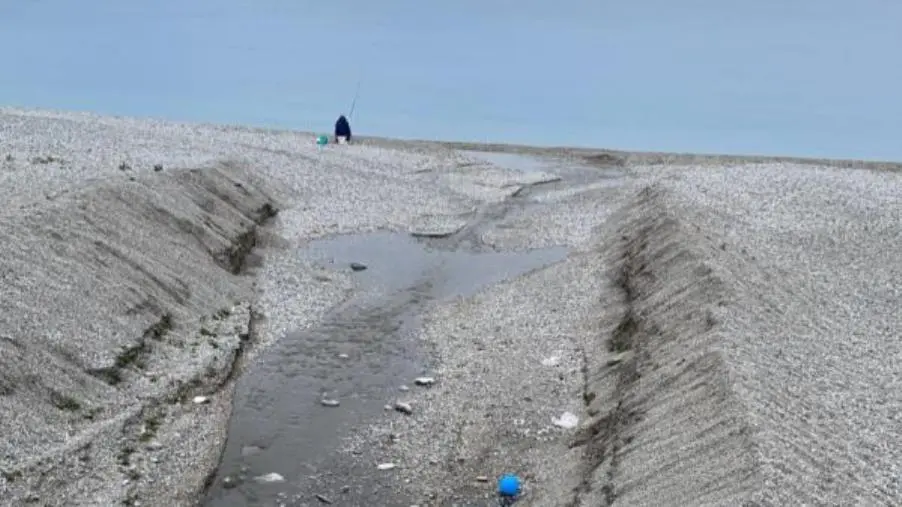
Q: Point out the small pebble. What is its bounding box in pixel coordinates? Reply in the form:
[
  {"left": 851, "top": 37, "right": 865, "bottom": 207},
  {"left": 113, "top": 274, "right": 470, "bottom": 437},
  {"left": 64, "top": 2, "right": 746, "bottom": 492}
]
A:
[
  {"left": 476, "top": 476, "right": 489, "bottom": 482},
  {"left": 254, "top": 472, "right": 285, "bottom": 483},
  {"left": 315, "top": 493, "right": 333, "bottom": 504},
  {"left": 192, "top": 396, "right": 209, "bottom": 404},
  {"left": 413, "top": 377, "right": 435, "bottom": 386},
  {"left": 399, "top": 385, "right": 409, "bottom": 392},
  {"left": 320, "top": 399, "right": 340, "bottom": 407},
  {"left": 376, "top": 463, "right": 396, "bottom": 470},
  {"left": 541, "top": 356, "right": 561, "bottom": 367},
  {"left": 349, "top": 262, "right": 367, "bottom": 271},
  {"left": 338, "top": 353, "right": 349, "bottom": 359},
  {"left": 394, "top": 402, "right": 413, "bottom": 414},
  {"left": 552, "top": 411, "right": 579, "bottom": 429}
]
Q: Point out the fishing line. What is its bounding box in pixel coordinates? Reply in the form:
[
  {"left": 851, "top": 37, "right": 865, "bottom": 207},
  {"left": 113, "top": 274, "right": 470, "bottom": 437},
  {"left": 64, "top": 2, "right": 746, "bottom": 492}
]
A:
[{"left": 348, "top": 78, "right": 362, "bottom": 120}]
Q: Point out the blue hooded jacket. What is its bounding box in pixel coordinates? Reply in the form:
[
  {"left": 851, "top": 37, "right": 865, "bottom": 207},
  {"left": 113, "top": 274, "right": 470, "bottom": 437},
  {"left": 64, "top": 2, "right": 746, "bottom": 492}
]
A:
[{"left": 334, "top": 115, "right": 351, "bottom": 141}]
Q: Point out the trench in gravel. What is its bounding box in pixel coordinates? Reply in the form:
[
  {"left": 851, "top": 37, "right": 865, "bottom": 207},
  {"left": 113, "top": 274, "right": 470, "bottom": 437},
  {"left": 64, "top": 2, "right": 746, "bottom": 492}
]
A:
[{"left": 203, "top": 153, "right": 626, "bottom": 507}]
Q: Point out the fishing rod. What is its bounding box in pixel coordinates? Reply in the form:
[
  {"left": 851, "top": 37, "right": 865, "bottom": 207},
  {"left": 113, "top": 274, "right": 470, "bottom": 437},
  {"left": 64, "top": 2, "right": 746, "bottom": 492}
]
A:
[{"left": 348, "top": 79, "right": 362, "bottom": 120}]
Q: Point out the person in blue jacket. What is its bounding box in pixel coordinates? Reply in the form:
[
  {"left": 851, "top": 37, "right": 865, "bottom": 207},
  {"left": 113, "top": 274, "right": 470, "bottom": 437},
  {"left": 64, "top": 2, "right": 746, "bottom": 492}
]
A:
[{"left": 334, "top": 115, "right": 352, "bottom": 143}]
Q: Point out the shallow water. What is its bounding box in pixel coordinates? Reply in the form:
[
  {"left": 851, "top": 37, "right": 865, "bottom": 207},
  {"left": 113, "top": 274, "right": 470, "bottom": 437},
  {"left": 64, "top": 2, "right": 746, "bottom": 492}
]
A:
[
  {"left": 204, "top": 232, "right": 567, "bottom": 506},
  {"left": 458, "top": 150, "right": 554, "bottom": 174}
]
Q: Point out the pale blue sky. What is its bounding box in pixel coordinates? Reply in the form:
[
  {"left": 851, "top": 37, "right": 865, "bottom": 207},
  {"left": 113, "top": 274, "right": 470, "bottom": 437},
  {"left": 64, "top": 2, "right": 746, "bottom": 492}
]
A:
[{"left": 1, "top": 1, "right": 900, "bottom": 160}]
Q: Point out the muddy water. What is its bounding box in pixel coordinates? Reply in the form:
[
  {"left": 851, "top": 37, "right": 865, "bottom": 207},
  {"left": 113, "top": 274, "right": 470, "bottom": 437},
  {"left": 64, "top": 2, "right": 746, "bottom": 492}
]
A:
[{"left": 204, "top": 232, "right": 567, "bottom": 507}]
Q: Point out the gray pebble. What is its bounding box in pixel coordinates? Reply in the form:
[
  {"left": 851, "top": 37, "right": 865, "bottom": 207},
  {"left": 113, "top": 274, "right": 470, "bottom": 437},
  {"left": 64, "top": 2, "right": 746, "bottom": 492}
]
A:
[{"left": 394, "top": 401, "right": 413, "bottom": 414}]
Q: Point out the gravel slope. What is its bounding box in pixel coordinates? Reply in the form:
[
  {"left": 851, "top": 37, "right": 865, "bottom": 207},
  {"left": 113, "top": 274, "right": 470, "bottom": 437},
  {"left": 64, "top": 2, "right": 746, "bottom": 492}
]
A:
[
  {"left": 1, "top": 107, "right": 900, "bottom": 506},
  {"left": 345, "top": 162, "right": 901, "bottom": 505},
  {"left": 622, "top": 163, "right": 902, "bottom": 505}
]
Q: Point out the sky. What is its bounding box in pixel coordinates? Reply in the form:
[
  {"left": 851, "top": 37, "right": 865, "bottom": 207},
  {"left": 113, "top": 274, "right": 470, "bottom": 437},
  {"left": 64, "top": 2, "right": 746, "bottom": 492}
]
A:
[{"left": 1, "top": 0, "right": 900, "bottom": 160}]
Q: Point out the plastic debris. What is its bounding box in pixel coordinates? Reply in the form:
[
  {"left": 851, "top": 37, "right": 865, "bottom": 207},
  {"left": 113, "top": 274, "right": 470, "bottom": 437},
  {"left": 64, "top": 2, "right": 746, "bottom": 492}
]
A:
[{"left": 498, "top": 474, "right": 522, "bottom": 497}]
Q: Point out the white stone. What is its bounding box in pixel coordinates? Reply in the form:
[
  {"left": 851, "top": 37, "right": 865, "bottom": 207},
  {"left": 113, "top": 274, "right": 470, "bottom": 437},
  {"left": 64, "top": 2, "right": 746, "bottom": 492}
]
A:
[
  {"left": 552, "top": 411, "right": 579, "bottom": 429},
  {"left": 254, "top": 472, "right": 285, "bottom": 483}
]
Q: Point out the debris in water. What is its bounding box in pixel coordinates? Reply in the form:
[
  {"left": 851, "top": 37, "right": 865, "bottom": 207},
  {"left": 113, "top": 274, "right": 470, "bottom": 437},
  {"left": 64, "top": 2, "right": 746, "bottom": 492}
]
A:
[
  {"left": 413, "top": 377, "right": 435, "bottom": 386},
  {"left": 376, "top": 463, "right": 396, "bottom": 470},
  {"left": 393, "top": 401, "right": 413, "bottom": 415},
  {"left": 320, "top": 398, "right": 340, "bottom": 407},
  {"left": 192, "top": 396, "right": 209, "bottom": 404},
  {"left": 552, "top": 411, "right": 579, "bottom": 429},
  {"left": 349, "top": 262, "right": 367, "bottom": 271},
  {"left": 254, "top": 472, "right": 285, "bottom": 483},
  {"left": 315, "top": 493, "right": 333, "bottom": 504}
]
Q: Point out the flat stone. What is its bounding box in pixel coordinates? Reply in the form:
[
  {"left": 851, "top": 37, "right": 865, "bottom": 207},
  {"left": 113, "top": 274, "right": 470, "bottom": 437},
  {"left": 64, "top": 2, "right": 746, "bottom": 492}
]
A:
[
  {"left": 394, "top": 402, "right": 413, "bottom": 415},
  {"left": 408, "top": 215, "right": 469, "bottom": 238},
  {"left": 254, "top": 472, "right": 285, "bottom": 483}
]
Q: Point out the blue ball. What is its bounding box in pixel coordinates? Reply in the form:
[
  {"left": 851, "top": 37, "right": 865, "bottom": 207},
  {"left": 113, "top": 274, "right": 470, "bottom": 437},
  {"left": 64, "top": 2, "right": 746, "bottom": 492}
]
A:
[{"left": 498, "top": 474, "right": 521, "bottom": 496}]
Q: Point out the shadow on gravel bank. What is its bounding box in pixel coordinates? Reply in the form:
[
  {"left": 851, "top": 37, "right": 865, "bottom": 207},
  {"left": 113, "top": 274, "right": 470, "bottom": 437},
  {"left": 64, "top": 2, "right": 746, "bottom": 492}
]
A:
[
  {"left": 567, "top": 186, "right": 758, "bottom": 506},
  {"left": 0, "top": 161, "right": 279, "bottom": 507}
]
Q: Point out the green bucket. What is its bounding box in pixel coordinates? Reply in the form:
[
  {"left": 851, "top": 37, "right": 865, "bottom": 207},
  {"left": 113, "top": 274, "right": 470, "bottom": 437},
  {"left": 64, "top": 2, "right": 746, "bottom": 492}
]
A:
[{"left": 316, "top": 135, "right": 328, "bottom": 146}]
